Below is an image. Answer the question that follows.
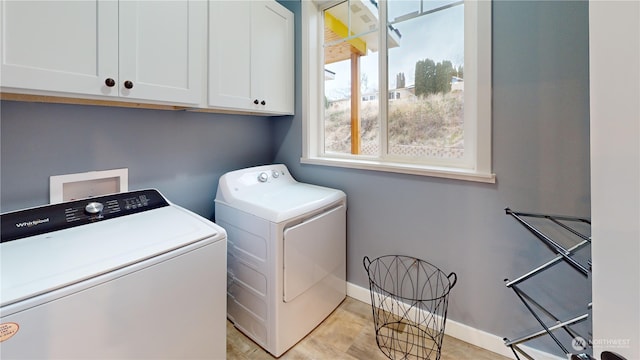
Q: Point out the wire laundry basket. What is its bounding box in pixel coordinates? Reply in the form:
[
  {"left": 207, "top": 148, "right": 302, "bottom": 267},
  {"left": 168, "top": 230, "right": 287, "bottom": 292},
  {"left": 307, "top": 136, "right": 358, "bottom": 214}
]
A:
[{"left": 363, "top": 255, "right": 457, "bottom": 360}]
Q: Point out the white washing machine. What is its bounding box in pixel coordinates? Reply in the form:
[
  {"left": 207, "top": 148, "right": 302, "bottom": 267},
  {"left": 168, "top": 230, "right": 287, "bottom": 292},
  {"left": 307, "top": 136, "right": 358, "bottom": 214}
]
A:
[
  {"left": 215, "top": 164, "right": 346, "bottom": 357},
  {"left": 0, "top": 189, "right": 227, "bottom": 359}
]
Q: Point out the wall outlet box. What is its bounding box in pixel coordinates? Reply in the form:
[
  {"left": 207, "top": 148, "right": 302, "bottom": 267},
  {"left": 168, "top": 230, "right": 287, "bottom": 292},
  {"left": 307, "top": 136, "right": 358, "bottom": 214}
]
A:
[{"left": 50, "top": 168, "right": 128, "bottom": 203}]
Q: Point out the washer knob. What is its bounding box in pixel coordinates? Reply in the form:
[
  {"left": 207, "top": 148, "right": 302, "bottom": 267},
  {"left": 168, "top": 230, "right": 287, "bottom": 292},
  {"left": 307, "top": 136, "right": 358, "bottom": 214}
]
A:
[
  {"left": 272, "top": 170, "right": 280, "bottom": 178},
  {"left": 85, "top": 202, "right": 104, "bottom": 215},
  {"left": 258, "top": 172, "right": 269, "bottom": 183}
]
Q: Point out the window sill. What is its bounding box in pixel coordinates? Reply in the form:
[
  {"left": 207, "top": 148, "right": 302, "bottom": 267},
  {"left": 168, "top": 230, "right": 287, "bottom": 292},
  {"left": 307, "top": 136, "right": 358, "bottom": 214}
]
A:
[{"left": 300, "top": 156, "right": 496, "bottom": 184}]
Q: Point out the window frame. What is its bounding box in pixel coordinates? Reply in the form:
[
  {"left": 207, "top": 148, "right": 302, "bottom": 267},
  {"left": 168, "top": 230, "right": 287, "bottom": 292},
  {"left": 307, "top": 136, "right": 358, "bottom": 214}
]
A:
[{"left": 301, "top": 0, "right": 495, "bottom": 183}]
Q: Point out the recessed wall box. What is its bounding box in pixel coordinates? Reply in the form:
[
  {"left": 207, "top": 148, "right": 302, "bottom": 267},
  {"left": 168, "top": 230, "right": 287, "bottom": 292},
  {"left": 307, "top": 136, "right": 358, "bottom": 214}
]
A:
[{"left": 49, "top": 168, "right": 128, "bottom": 203}]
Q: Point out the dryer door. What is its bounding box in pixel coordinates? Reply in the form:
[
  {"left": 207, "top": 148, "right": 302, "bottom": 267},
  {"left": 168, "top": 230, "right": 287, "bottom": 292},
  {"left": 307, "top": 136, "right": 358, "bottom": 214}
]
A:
[{"left": 283, "top": 204, "right": 346, "bottom": 302}]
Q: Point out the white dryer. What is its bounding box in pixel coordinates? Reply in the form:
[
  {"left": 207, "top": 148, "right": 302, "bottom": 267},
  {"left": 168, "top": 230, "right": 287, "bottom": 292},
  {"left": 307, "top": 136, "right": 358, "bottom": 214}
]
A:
[{"left": 215, "top": 164, "right": 346, "bottom": 357}]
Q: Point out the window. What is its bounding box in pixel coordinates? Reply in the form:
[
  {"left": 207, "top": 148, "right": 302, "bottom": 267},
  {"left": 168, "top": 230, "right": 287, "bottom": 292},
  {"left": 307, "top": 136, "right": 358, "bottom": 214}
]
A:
[{"left": 302, "top": 0, "right": 494, "bottom": 183}]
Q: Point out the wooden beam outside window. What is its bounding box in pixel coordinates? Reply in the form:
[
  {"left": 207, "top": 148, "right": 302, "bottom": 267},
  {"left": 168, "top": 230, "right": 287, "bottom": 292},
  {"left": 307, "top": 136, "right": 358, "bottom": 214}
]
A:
[{"left": 350, "top": 52, "right": 361, "bottom": 154}]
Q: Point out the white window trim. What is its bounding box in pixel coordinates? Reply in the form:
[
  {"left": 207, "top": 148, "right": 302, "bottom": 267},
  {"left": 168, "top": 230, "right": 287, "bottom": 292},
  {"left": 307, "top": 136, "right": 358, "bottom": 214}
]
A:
[{"left": 301, "top": 0, "right": 495, "bottom": 183}]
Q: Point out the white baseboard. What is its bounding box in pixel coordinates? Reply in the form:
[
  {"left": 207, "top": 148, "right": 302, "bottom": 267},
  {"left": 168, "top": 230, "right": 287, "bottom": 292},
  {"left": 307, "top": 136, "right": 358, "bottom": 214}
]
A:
[{"left": 347, "top": 282, "right": 565, "bottom": 360}]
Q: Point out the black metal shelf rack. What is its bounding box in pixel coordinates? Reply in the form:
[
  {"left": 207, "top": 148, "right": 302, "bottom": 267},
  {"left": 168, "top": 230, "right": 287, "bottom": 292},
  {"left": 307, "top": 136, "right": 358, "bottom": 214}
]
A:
[{"left": 502, "top": 208, "right": 592, "bottom": 359}]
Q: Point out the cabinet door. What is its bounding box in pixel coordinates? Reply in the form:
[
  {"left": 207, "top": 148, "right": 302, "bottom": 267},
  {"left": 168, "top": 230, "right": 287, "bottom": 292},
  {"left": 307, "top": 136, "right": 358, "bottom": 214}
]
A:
[
  {"left": 208, "top": 0, "right": 293, "bottom": 115},
  {"left": 119, "top": 0, "right": 205, "bottom": 105},
  {"left": 251, "top": 1, "right": 294, "bottom": 115},
  {"left": 0, "top": 1, "right": 118, "bottom": 97},
  {"left": 208, "top": 1, "right": 253, "bottom": 111}
]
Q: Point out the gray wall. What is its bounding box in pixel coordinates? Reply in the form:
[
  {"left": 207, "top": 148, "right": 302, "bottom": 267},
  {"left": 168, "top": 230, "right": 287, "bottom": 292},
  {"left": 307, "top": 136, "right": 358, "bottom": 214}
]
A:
[
  {"left": 1, "top": 102, "right": 276, "bottom": 218},
  {"left": 275, "top": 0, "right": 590, "bottom": 355}
]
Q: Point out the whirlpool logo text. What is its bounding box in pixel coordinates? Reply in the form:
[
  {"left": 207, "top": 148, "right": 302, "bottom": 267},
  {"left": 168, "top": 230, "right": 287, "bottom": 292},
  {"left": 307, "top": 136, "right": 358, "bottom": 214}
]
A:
[{"left": 15, "top": 218, "right": 50, "bottom": 228}]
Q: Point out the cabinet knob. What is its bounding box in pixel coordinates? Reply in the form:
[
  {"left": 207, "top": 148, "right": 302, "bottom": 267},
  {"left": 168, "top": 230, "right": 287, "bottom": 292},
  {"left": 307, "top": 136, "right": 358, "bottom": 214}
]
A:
[
  {"left": 124, "top": 80, "right": 134, "bottom": 89},
  {"left": 254, "top": 99, "right": 259, "bottom": 105},
  {"left": 261, "top": 100, "right": 266, "bottom": 106},
  {"left": 105, "top": 78, "right": 116, "bottom": 87}
]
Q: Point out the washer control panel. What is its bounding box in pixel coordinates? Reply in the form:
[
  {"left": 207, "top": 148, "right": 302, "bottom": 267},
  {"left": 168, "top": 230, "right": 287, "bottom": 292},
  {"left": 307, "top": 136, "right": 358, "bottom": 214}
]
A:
[{"left": 1, "top": 189, "right": 169, "bottom": 243}]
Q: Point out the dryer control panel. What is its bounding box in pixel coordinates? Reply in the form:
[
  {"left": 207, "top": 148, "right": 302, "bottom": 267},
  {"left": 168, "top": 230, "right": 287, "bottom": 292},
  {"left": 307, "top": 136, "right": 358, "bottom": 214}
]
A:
[
  {"left": 257, "top": 169, "right": 286, "bottom": 183},
  {"left": 219, "top": 164, "right": 294, "bottom": 191},
  {"left": 1, "top": 189, "right": 169, "bottom": 243}
]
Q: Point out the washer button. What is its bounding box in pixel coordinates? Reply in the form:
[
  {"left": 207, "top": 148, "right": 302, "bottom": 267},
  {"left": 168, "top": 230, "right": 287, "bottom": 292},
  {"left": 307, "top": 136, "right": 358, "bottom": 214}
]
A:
[
  {"left": 272, "top": 170, "right": 280, "bottom": 178},
  {"left": 258, "top": 172, "right": 269, "bottom": 183},
  {"left": 85, "top": 202, "right": 104, "bottom": 214}
]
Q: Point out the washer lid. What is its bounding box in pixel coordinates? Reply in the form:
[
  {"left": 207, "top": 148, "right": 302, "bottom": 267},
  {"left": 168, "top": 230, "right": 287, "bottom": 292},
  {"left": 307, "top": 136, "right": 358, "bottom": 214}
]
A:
[
  {"left": 215, "top": 164, "right": 345, "bottom": 222},
  {"left": 0, "top": 205, "right": 225, "bottom": 308}
]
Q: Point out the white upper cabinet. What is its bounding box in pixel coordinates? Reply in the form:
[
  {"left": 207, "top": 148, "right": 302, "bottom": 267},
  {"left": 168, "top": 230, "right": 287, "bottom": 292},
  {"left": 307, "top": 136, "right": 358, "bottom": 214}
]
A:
[
  {"left": 208, "top": 0, "right": 294, "bottom": 115},
  {"left": 0, "top": 1, "right": 118, "bottom": 97},
  {"left": 0, "top": 0, "right": 206, "bottom": 105},
  {"left": 251, "top": 1, "right": 295, "bottom": 115},
  {"left": 118, "top": 1, "right": 205, "bottom": 104}
]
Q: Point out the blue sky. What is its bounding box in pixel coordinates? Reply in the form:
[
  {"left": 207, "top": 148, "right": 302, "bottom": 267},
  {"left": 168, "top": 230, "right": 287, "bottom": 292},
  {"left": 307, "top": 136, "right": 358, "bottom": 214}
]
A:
[{"left": 325, "top": 0, "right": 463, "bottom": 99}]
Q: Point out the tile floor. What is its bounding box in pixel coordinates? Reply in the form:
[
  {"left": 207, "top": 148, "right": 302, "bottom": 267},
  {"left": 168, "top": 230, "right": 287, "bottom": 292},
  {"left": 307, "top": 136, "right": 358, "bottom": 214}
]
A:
[{"left": 226, "top": 296, "right": 512, "bottom": 360}]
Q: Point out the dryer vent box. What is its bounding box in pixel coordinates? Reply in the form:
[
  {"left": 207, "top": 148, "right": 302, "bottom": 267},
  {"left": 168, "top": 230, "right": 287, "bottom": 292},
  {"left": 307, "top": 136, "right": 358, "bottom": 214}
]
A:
[{"left": 50, "top": 168, "right": 128, "bottom": 203}]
